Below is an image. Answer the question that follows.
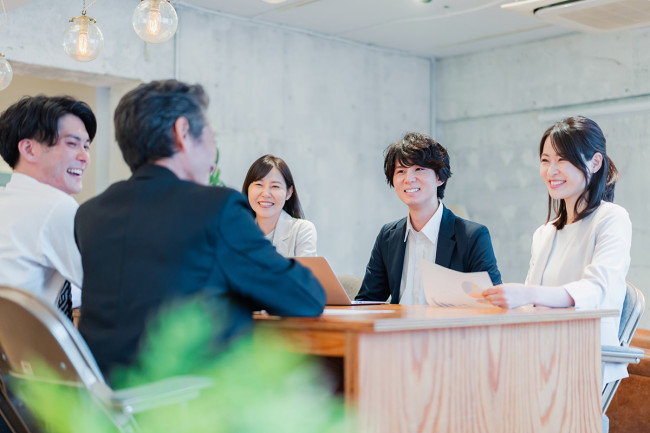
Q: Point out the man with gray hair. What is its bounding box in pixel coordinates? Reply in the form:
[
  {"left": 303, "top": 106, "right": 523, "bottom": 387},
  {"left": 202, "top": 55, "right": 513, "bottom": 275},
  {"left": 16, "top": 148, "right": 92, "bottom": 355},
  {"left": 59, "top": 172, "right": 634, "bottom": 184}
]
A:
[{"left": 75, "top": 80, "right": 325, "bottom": 380}]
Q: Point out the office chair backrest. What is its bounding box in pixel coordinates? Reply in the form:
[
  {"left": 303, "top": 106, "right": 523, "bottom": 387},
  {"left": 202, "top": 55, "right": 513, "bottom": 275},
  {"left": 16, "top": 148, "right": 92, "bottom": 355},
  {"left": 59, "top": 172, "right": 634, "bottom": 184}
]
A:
[
  {"left": 602, "top": 281, "right": 646, "bottom": 413},
  {"left": 337, "top": 275, "right": 363, "bottom": 299},
  {"left": 0, "top": 286, "right": 108, "bottom": 394},
  {"left": 618, "top": 282, "right": 645, "bottom": 345},
  {"left": 0, "top": 286, "right": 214, "bottom": 433}
]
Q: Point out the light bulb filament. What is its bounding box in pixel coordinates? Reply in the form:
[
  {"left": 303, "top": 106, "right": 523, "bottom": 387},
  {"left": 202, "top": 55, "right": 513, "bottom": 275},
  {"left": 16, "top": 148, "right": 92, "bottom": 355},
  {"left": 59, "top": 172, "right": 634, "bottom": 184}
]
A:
[
  {"left": 146, "top": 7, "right": 162, "bottom": 36},
  {"left": 77, "top": 21, "right": 90, "bottom": 57}
]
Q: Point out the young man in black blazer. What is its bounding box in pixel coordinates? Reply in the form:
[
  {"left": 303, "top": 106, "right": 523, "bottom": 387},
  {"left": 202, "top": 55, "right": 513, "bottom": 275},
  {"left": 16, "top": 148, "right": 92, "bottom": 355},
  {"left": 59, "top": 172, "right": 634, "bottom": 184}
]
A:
[
  {"left": 355, "top": 132, "right": 501, "bottom": 304},
  {"left": 75, "top": 80, "right": 325, "bottom": 379}
]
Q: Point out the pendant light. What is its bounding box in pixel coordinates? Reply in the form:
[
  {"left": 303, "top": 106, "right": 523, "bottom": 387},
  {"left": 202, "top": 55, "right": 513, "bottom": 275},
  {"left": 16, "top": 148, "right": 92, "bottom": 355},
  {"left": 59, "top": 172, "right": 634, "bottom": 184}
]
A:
[
  {"left": 132, "top": 0, "right": 178, "bottom": 44},
  {"left": 62, "top": 1, "right": 104, "bottom": 62},
  {"left": 0, "top": 53, "right": 12, "bottom": 91}
]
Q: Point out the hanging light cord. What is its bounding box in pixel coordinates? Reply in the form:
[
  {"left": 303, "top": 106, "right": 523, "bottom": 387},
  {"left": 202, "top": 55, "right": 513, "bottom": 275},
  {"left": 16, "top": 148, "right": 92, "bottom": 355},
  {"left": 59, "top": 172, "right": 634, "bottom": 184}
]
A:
[
  {"left": 0, "top": 0, "right": 7, "bottom": 32},
  {"left": 82, "top": 0, "right": 100, "bottom": 15}
]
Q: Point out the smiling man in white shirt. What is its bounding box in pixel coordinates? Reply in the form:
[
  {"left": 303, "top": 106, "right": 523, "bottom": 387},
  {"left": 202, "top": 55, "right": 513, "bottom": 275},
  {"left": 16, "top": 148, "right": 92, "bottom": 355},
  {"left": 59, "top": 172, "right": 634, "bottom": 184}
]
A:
[
  {"left": 0, "top": 95, "right": 96, "bottom": 315},
  {"left": 355, "top": 132, "right": 501, "bottom": 304}
]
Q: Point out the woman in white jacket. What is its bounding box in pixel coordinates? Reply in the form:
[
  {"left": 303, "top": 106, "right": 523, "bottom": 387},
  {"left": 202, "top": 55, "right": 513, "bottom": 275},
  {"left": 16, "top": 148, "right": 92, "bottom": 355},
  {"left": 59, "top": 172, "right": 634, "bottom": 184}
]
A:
[
  {"left": 242, "top": 154, "right": 317, "bottom": 257},
  {"left": 482, "top": 116, "right": 632, "bottom": 389}
]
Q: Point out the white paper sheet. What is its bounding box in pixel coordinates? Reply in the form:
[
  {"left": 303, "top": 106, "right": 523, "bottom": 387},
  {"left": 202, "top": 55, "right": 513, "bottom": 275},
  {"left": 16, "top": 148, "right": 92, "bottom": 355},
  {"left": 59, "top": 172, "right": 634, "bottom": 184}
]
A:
[
  {"left": 322, "top": 309, "right": 395, "bottom": 315},
  {"left": 420, "top": 259, "right": 494, "bottom": 308}
]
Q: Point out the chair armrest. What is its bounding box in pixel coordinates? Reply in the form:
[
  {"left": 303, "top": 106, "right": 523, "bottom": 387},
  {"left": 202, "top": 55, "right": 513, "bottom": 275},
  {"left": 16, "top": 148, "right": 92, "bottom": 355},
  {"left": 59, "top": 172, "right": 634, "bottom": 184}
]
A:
[
  {"left": 602, "top": 345, "right": 645, "bottom": 364},
  {"left": 110, "top": 375, "right": 213, "bottom": 414}
]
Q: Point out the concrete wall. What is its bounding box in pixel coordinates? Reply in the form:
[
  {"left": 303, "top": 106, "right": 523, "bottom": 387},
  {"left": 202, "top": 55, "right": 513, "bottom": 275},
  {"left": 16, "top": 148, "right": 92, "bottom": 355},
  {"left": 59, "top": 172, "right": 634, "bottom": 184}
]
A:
[
  {"left": 436, "top": 30, "right": 650, "bottom": 327},
  {"left": 176, "top": 6, "right": 432, "bottom": 276},
  {"left": 1, "top": 0, "right": 432, "bottom": 277}
]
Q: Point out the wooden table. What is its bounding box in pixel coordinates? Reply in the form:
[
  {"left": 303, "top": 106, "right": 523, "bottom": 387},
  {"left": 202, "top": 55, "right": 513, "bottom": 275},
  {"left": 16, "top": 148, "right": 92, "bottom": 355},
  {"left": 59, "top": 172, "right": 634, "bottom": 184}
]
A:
[{"left": 255, "top": 304, "right": 616, "bottom": 433}]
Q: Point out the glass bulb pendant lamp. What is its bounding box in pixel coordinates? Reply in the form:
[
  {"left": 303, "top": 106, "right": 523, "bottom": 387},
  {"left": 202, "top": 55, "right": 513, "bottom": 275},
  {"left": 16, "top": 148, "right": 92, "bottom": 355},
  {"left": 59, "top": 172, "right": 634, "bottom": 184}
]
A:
[
  {"left": 0, "top": 53, "right": 13, "bottom": 91},
  {"left": 133, "top": 0, "right": 178, "bottom": 44},
  {"left": 63, "top": 14, "right": 104, "bottom": 62}
]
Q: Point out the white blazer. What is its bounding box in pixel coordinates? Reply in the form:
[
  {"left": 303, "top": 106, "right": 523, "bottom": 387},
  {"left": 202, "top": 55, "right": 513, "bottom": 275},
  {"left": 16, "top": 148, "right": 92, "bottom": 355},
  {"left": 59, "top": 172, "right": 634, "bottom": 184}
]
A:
[
  {"left": 525, "top": 202, "right": 632, "bottom": 384},
  {"left": 272, "top": 210, "right": 317, "bottom": 257}
]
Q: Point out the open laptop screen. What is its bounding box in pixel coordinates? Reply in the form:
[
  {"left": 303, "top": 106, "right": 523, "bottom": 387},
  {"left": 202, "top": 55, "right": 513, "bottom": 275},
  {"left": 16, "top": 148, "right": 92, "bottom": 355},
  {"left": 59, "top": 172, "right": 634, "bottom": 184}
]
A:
[{"left": 294, "top": 257, "right": 384, "bottom": 306}]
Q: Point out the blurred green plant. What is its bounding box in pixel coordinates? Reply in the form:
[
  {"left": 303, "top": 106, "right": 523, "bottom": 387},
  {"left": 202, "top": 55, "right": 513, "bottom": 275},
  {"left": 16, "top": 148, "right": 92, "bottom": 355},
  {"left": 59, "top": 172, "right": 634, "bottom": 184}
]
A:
[
  {"left": 16, "top": 299, "right": 351, "bottom": 433},
  {"left": 209, "top": 149, "right": 225, "bottom": 187}
]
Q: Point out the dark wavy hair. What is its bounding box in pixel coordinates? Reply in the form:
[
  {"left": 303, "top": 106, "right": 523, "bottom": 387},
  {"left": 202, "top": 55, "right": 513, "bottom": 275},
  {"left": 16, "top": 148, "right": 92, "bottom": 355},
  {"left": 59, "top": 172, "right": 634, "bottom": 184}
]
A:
[
  {"left": 0, "top": 95, "right": 96, "bottom": 168},
  {"left": 383, "top": 132, "right": 452, "bottom": 199},
  {"left": 540, "top": 116, "right": 618, "bottom": 229},
  {"left": 241, "top": 154, "right": 304, "bottom": 219},
  {"left": 114, "top": 80, "right": 208, "bottom": 172}
]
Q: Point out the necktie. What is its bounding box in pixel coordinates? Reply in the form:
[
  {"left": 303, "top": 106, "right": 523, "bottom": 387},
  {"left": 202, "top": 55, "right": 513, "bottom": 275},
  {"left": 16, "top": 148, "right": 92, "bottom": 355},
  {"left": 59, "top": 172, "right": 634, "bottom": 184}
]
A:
[{"left": 56, "top": 280, "right": 73, "bottom": 321}]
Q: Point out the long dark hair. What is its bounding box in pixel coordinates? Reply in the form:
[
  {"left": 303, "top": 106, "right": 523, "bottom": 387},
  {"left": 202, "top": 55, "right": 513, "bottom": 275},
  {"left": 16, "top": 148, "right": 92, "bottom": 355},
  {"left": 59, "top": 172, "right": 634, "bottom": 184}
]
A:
[
  {"left": 241, "top": 154, "right": 304, "bottom": 219},
  {"left": 540, "top": 116, "right": 618, "bottom": 229}
]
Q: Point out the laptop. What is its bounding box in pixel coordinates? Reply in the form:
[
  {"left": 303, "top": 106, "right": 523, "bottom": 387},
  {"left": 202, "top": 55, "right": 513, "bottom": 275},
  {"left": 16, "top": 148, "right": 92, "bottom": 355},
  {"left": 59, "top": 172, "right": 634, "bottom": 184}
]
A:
[{"left": 295, "top": 256, "right": 385, "bottom": 306}]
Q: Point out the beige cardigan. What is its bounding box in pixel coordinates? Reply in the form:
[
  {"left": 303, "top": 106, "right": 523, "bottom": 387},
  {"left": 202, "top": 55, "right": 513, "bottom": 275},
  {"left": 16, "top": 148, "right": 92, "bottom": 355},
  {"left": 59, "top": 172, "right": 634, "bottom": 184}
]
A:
[{"left": 271, "top": 210, "right": 317, "bottom": 257}]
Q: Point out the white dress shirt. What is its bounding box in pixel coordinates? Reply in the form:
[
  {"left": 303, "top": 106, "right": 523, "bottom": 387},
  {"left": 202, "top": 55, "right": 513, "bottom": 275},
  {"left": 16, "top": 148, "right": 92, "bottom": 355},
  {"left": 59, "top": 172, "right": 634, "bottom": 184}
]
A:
[
  {"left": 399, "top": 202, "right": 444, "bottom": 305},
  {"left": 0, "top": 173, "right": 82, "bottom": 306},
  {"left": 525, "top": 201, "right": 631, "bottom": 384}
]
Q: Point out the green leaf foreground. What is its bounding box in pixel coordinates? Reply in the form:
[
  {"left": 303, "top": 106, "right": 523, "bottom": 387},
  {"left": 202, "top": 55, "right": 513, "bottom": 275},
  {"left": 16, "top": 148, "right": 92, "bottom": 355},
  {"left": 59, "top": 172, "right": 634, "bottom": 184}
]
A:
[
  {"left": 209, "top": 149, "right": 226, "bottom": 187},
  {"left": 16, "top": 299, "right": 352, "bottom": 433}
]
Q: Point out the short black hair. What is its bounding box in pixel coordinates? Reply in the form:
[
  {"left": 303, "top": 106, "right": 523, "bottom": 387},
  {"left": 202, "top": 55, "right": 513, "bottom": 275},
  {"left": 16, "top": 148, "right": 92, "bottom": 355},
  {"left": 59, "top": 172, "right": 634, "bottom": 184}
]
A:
[
  {"left": 0, "top": 95, "right": 97, "bottom": 168},
  {"left": 114, "top": 80, "right": 209, "bottom": 172},
  {"left": 383, "top": 132, "right": 452, "bottom": 199}
]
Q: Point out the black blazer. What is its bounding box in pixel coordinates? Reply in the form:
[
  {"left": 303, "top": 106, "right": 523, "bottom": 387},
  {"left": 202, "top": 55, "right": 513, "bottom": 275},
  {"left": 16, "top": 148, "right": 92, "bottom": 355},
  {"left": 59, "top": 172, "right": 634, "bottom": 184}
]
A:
[
  {"left": 355, "top": 206, "right": 501, "bottom": 303},
  {"left": 75, "top": 165, "right": 325, "bottom": 377}
]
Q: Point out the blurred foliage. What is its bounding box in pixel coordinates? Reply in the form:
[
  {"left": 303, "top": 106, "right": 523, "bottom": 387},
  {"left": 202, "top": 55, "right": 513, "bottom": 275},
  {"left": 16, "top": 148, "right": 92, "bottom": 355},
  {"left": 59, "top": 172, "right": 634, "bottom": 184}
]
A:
[
  {"left": 209, "top": 148, "right": 226, "bottom": 187},
  {"left": 16, "top": 299, "right": 352, "bottom": 433}
]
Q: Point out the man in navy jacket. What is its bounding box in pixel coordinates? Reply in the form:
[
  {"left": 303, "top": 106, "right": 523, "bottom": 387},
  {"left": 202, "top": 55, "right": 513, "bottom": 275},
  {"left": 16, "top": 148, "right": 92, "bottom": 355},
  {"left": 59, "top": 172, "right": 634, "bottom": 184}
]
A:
[
  {"left": 75, "top": 80, "right": 325, "bottom": 379},
  {"left": 356, "top": 132, "right": 501, "bottom": 304}
]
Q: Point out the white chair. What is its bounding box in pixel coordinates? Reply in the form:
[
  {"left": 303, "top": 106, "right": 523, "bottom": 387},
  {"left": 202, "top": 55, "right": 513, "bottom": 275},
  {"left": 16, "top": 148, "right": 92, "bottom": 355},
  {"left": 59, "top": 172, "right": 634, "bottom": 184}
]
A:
[
  {"left": 0, "top": 286, "right": 212, "bottom": 433},
  {"left": 601, "top": 281, "right": 646, "bottom": 412}
]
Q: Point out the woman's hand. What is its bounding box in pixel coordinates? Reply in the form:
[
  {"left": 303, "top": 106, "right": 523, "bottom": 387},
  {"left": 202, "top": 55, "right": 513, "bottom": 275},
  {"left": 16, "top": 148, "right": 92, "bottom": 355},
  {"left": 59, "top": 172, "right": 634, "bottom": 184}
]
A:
[{"left": 482, "top": 283, "right": 533, "bottom": 309}]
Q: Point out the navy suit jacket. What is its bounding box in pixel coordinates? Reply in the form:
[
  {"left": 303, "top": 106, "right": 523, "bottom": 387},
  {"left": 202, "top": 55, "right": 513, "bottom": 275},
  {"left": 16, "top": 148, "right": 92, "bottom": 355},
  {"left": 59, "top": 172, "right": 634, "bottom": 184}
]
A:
[
  {"left": 75, "top": 165, "right": 325, "bottom": 378},
  {"left": 355, "top": 206, "right": 501, "bottom": 303}
]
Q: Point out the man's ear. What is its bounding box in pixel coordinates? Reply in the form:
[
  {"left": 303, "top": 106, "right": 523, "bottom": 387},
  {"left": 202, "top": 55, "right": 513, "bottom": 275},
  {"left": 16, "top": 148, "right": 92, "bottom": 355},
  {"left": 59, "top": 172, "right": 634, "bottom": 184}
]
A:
[
  {"left": 17, "top": 139, "right": 40, "bottom": 163},
  {"left": 172, "top": 117, "right": 191, "bottom": 152},
  {"left": 434, "top": 171, "right": 444, "bottom": 187}
]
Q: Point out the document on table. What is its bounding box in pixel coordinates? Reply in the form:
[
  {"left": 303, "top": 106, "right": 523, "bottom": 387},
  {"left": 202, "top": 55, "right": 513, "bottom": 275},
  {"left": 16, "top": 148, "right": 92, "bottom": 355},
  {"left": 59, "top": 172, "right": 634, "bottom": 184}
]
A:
[
  {"left": 322, "top": 309, "right": 395, "bottom": 315},
  {"left": 420, "top": 259, "right": 493, "bottom": 308}
]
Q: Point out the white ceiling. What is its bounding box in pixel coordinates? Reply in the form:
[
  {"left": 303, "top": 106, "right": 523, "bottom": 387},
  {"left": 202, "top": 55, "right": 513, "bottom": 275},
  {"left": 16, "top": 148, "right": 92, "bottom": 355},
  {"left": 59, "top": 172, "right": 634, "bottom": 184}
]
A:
[
  {"left": 4, "top": 0, "right": 576, "bottom": 58},
  {"left": 178, "top": 0, "right": 575, "bottom": 58}
]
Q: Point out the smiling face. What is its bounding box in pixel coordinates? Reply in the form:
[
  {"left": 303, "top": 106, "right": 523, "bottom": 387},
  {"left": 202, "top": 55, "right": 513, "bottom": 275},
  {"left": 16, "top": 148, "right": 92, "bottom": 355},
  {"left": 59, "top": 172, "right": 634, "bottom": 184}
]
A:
[
  {"left": 247, "top": 167, "right": 293, "bottom": 222},
  {"left": 36, "top": 114, "right": 91, "bottom": 195},
  {"left": 540, "top": 136, "right": 587, "bottom": 212},
  {"left": 392, "top": 161, "right": 442, "bottom": 213}
]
